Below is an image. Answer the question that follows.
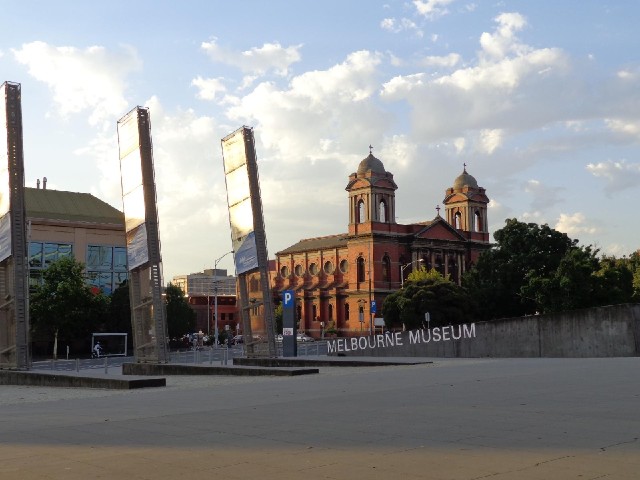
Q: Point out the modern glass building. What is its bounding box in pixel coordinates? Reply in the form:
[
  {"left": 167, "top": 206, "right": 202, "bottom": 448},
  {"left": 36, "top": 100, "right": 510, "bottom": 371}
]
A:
[{"left": 26, "top": 184, "right": 127, "bottom": 294}]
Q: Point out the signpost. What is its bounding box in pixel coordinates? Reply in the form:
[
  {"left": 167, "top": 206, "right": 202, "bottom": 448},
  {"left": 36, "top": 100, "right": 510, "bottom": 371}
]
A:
[{"left": 282, "top": 290, "right": 296, "bottom": 357}]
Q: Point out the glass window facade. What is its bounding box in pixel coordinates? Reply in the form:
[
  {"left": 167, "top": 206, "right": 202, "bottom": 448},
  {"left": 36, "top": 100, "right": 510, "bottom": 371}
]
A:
[
  {"left": 29, "top": 242, "right": 73, "bottom": 288},
  {"left": 86, "top": 245, "right": 128, "bottom": 295},
  {"left": 29, "top": 242, "right": 127, "bottom": 295}
]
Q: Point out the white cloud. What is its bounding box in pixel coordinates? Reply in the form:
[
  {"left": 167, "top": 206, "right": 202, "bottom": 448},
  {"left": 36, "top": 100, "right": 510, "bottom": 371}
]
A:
[
  {"left": 12, "top": 41, "right": 140, "bottom": 128},
  {"left": 419, "top": 53, "right": 461, "bottom": 68},
  {"left": 554, "top": 212, "right": 598, "bottom": 236},
  {"left": 413, "top": 0, "right": 455, "bottom": 20},
  {"left": 201, "top": 38, "right": 302, "bottom": 76},
  {"left": 617, "top": 69, "right": 637, "bottom": 80},
  {"left": 605, "top": 119, "right": 640, "bottom": 139},
  {"left": 191, "top": 76, "right": 227, "bottom": 101},
  {"left": 378, "top": 135, "right": 418, "bottom": 171},
  {"left": 225, "top": 50, "right": 389, "bottom": 163},
  {"left": 479, "top": 12, "right": 528, "bottom": 61},
  {"left": 380, "top": 12, "right": 569, "bottom": 141},
  {"left": 380, "top": 17, "right": 423, "bottom": 37},
  {"left": 478, "top": 128, "right": 503, "bottom": 153},
  {"left": 464, "top": 3, "right": 477, "bottom": 12},
  {"left": 586, "top": 159, "right": 640, "bottom": 195}
]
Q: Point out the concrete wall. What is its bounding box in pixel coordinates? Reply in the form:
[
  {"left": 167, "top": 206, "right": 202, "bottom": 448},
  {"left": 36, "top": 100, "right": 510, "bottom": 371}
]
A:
[{"left": 328, "top": 303, "right": 640, "bottom": 358}]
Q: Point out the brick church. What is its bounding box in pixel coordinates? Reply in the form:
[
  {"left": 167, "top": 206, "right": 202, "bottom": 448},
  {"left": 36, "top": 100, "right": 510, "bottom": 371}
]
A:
[{"left": 271, "top": 150, "right": 491, "bottom": 338}]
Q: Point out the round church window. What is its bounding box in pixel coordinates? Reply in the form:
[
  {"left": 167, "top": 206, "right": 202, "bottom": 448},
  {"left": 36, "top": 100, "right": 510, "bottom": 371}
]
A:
[
  {"left": 294, "top": 264, "right": 304, "bottom": 277},
  {"left": 280, "top": 265, "right": 290, "bottom": 278},
  {"left": 323, "top": 261, "right": 334, "bottom": 274},
  {"left": 339, "top": 259, "right": 348, "bottom": 273},
  {"left": 309, "top": 263, "right": 318, "bottom": 275}
]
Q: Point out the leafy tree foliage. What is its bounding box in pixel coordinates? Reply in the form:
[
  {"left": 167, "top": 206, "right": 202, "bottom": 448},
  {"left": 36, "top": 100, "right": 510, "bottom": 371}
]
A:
[
  {"left": 407, "top": 266, "right": 449, "bottom": 284},
  {"left": 274, "top": 303, "right": 283, "bottom": 333},
  {"left": 382, "top": 268, "right": 474, "bottom": 330},
  {"left": 624, "top": 250, "right": 640, "bottom": 302},
  {"left": 592, "top": 255, "right": 635, "bottom": 306},
  {"left": 30, "top": 256, "right": 109, "bottom": 351},
  {"left": 464, "top": 219, "right": 635, "bottom": 320},
  {"left": 105, "top": 280, "right": 132, "bottom": 336},
  {"left": 165, "top": 282, "right": 196, "bottom": 338}
]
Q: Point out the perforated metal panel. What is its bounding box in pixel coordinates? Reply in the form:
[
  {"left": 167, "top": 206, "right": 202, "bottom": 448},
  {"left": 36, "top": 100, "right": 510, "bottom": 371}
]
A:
[
  {"left": 117, "top": 107, "right": 168, "bottom": 363},
  {"left": 0, "top": 82, "right": 29, "bottom": 370}
]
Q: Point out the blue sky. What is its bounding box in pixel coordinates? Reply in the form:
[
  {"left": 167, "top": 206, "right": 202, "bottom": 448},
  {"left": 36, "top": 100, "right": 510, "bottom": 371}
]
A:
[{"left": 1, "top": 0, "right": 639, "bottom": 282}]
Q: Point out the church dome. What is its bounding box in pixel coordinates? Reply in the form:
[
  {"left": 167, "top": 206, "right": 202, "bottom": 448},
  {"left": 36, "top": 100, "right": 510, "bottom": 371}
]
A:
[
  {"left": 453, "top": 167, "right": 478, "bottom": 189},
  {"left": 357, "top": 152, "right": 386, "bottom": 175}
]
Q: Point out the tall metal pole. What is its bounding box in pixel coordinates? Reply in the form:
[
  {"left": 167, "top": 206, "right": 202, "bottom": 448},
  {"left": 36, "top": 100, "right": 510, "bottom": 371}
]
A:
[
  {"left": 214, "top": 250, "right": 233, "bottom": 347},
  {"left": 368, "top": 242, "right": 373, "bottom": 335},
  {"left": 206, "top": 294, "right": 210, "bottom": 337}
]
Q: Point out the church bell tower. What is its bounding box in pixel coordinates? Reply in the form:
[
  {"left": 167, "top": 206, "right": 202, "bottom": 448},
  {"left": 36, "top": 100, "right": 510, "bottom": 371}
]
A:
[{"left": 346, "top": 148, "right": 398, "bottom": 236}]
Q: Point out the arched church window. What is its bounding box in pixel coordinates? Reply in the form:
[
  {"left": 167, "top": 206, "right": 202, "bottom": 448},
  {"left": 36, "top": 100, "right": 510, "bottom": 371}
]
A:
[
  {"left": 345, "top": 302, "right": 350, "bottom": 321},
  {"left": 382, "top": 255, "right": 391, "bottom": 282},
  {"left": 475, "top": 211, "right": 482, "bottom": 232},
  {"left": 312, "top": 304, "right": 317, "bottom": 320},
  {"left": 455, "top": 211, "right": 462, "bottom": 229},
  {"left": 328, "top": 304, "right": 333, "bottom": 320},
  {"left": 357, "top": 257, "right": 366, "bottom": 283},
  {"left": 358, "top": 199, "right": 365, "bottom": 223},
  {"left": 379, "top": 200, "right": 387, "bottom": 222}
]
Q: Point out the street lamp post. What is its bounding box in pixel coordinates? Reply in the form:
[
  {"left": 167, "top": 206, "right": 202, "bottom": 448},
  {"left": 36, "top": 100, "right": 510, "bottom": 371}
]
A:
[
  {"left": 400, "top": 259, "right": 424, "bottom": 288},
  {"left": 357, "top": 299, "right": 366, "bottom": 333},
  {"left": 206, "top": 294, "right": 210, "bottom": 337},
  {"left": 213, "top": 250, "right": 234, "bottom": 348}
]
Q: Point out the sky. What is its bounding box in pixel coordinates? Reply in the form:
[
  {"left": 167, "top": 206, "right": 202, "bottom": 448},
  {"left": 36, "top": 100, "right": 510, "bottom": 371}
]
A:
[{"left": 1, "top": 0, "right": 639, "bottom": 282}]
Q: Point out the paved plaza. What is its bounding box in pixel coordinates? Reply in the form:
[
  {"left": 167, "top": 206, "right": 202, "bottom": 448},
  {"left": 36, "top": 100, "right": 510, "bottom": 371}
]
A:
[{"left": 1, "top": 357, "right": 639, "bottom": 479}]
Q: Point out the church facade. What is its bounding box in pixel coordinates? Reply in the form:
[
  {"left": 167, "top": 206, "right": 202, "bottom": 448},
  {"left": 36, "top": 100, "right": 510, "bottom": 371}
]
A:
[{"left": 271, "top": 151, "right": 491, "bottom": 338}]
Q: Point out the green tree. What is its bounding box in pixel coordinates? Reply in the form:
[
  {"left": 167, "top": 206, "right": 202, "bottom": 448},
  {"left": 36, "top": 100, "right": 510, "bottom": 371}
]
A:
[
  {"left": 522, "top": 247, "right": 600, "bottom": 313},
  {"left": 30, "top": 256, "right": 109, "bottom": 358},
  {"left": 624, "top": 250, "right": 640, "bottom": 302},
  {"left": 382, "top": 268, "right": 474, "bottom": 330},
  {"left": 592, "top": 255, "right": 634, "bottom": 306},
  {"left": 464, "top": 219, "right": 635, "bottom": 319},
  {"left": 165, "top": 283, "right": 196, "bottom": 339},
  {"left": 105, "top": 280, "right": 132, "bottom": 336},
  {"left": 407, "top": 266, "right": 450, "bottom": 284},
  {"left": 464, "top": 219, "right": 579, "bottom": 319},
  {"left": 274, "top": 303, "right": 283, "bottom": 333}
]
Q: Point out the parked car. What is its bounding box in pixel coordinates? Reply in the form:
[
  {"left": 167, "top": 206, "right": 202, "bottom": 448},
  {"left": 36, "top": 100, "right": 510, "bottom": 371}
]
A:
[
  {"left": 231, "top": 334, "right": 264, "bottom": 345},
  {"left": 296, "top": 333, "right": 315, "bottom": 342}
]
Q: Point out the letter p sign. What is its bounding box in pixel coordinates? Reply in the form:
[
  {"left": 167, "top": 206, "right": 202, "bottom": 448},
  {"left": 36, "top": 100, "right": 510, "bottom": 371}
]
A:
[{"left": 283, "top": 290, "right": 295, "bottom": 309}]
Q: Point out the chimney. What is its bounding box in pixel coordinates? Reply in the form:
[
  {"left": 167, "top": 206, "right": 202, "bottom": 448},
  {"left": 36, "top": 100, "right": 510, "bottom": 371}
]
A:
[
  {"left": 43, "top": 177, "right": 47, "bottom": 190},
  {"left": 36, "top": 179, "right": 40, "bottom": 189}
]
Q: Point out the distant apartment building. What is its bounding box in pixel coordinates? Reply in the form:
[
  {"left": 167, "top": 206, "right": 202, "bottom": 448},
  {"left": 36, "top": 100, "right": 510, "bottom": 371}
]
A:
[{"left": 172, "top": 269, "right": 238, "bottom": 336}]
